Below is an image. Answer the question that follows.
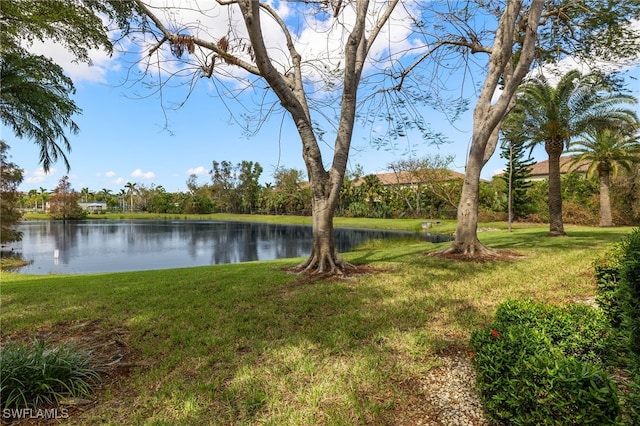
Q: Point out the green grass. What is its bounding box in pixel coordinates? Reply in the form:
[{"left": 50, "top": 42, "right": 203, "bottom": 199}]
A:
[{"left": 1, "top": 222, "right": 634, "bottom": 424}]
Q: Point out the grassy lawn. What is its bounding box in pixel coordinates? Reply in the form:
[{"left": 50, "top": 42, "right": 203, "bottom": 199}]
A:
[{"left": 1, "top": 221, "right": 634, "bottom": 424}]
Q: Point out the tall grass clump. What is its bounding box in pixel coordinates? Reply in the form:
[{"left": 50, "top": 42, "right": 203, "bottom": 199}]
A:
[{"left": 0, "top": 339, "right": 100, "bottom": 409}]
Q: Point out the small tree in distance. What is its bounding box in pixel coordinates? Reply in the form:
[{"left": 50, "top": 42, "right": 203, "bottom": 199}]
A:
[
  {"left": 388, "top": 154, "right": 460, "bottom": 218},
  {"left": 48, "top": 176, "right": 85, "bottom": 220}
]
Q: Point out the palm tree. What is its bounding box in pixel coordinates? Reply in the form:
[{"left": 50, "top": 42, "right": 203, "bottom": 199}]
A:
[
  {"left": 100, "top": 188, "right": 112, "bottom": 202},
  {"left": 80, "top": 187, "right": 90, "bottom": 203},
  {"left": 118, "top": 189, "right": 126, "bottom": 211},
  {"left": 568, "top": 128, "right": 640, "bottom": 227},
  {"left": 512, "top": 70, "right": 638, "bottom": 236},
  {"left": 124, "top": 182, "right": 137, "bottom": 211},
  {"left": 27, "top": 189, "right": 38, "bottom": 210},
  {"left": 39, "top": 187, "right": 49, "bottom": 212}
]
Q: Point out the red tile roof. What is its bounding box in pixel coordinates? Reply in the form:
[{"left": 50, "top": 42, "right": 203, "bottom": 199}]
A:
[
  {"left": 354, "top": 169, "right": 465, "bottom": 187},
  {"left": 527, "top": 155, "right": 590, "bottom": 177}
]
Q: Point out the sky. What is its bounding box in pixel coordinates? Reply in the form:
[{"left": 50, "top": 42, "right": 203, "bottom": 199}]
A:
[{"left": 2, "top": 2, "right": 639, "bottom": 195}]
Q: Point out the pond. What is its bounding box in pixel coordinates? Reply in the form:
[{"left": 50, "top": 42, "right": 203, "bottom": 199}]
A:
[{"left": 8, "top": 220, "right": 452, "bottom": 274}]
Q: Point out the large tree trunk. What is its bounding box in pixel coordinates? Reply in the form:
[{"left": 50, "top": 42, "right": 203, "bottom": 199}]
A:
[
  {"left": 442, "top": 140, "right": 496, "bottom": 256},
  {"left": 295, "top": 185, "right": 351, "bottom": 274},
  {"left": 437, "top": 0, "right": 544, "bottom": 258},
  {"left": 598, "top": 167, "right": 614, "bottom": 227},
  {"left": 545, "top": 139, "right": 566, "bottom": 236}
]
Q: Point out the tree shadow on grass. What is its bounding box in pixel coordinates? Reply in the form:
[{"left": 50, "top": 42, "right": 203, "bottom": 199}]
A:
[
  {"left": 10, "top": 224, "right": 623, "bottom": 424},
  {"left": 481, "top": 227, "right": 631, "bottom": 253}
]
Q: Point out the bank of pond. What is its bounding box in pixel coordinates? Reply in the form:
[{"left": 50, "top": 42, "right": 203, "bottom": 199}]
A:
[{"left": 5, "top": 219, "right": 453, "bottom": 274}]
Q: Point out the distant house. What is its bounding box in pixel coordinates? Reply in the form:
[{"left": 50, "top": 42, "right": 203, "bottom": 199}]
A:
[
  {"left": 526, "top": 155, "right": 590, "bottom": 181},
  {"left": 79, "top": 202, "right": 107, "bottom": 212},
  {"left": 354, "top": 169, "right": 466, "bottom": 187}
]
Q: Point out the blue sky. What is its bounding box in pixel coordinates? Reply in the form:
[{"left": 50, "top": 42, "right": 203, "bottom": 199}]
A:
[{"left": 2, "top": 3, "right": 639, "bottom": 195}]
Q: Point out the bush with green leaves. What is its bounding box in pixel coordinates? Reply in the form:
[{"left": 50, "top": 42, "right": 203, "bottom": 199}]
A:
[
  {"left": 593, "top": 241, "right": 626, "bottom": 327},
  {"left": 592, "top": 228, "right": 640, "bottom": 425},
  {"left": 619, "top": 228, "right": 640, "bottom": 359},
  {"left": 593, "top": 228, "right": 640, "bottom": 360},
  {"left": 0, "top": 339, "right": 100, "bottom": 409},
  {"left": 491, "top": 299, "right": 615, "bottom": 364},
  {"left": 471, "top": 300, "right": 621, "bottom": 425}
]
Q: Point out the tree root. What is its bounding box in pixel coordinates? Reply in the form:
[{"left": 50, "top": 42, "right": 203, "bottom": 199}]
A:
[{"left": 293, "top": 251, "right": 358, "bottom": 276}]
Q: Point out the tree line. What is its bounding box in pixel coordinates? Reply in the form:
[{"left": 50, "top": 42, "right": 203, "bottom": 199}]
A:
[{"left": 7, "top": 151, "right": 640, "bottom": 228}]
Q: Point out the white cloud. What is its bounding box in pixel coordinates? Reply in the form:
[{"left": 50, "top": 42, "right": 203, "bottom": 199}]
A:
[
  {"left": 186, "top": 166, "right": 208, "bottom": 175},
  {"left": 490, "top": 19, "right": 640, "bottom": 103},
  {"left": 24, "top": 168, "right": 58, "bottom": 185},
  {"left": 131, "top": 169, "right": 157, "bottom": 179},
  {"left": 106, "top": 171, "right": 117, "bottom": 178},
  {"left": 27, "top": 40, "right": 116, "bottom": 84},
  {"left": 112, "top": 177, "right": 126, "bottom": 186}
]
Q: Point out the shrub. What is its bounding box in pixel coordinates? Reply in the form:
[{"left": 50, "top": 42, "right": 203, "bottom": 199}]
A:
[
  {"left": 491, "top": 299, "right": 614, "bottom": 364},
  {"left": 619, "top": 228, "right": 640, "bottom": 359},
  {"left": 593, "top": 242, "right": 626, "bottom": 327},
  {"left": 562, "top": 200, "right": 598, "bottom": 226},
  {"left": 471, "top": 300, "right": 622, "bottom": 425},
  {"left": 0, "top": 339, "right": 100, "bottom": 409},
  {"left": 596, "top": 228, "right": 640, "bottom": 360},
  {"left": 478, "top": 209, "right": 508, "bottom": 222}
]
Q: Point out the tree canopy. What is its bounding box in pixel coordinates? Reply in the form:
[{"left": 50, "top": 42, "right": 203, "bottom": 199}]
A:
[
  {"left": 0, "top": 0, "right": 136, "bottom": 171},
  {"left": 0, "top": 141, "right": 24, "bottom": 244}
]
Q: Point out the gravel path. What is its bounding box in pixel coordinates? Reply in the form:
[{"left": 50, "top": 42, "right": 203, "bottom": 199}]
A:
[{"left": 418, "top": 351, "right": 490, "bottom": 425}]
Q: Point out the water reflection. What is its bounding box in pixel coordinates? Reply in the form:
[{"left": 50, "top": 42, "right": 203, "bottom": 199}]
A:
[{"left": 11, "top": 220, "right": 452, "bottom": 274}]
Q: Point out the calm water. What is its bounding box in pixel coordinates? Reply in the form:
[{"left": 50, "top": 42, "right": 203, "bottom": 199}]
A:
[{"left": 8, "top": 220, "right": 452, "bottom": 274}]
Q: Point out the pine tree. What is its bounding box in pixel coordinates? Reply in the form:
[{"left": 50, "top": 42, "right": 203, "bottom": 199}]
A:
[{"left": 500, "top": 138, "right": 535, "bottom": 222}]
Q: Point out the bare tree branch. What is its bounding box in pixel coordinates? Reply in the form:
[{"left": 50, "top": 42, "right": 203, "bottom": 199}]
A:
[{"left": 134, "top": 0, "right": 262, "bottom": 77}]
